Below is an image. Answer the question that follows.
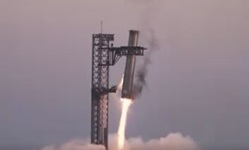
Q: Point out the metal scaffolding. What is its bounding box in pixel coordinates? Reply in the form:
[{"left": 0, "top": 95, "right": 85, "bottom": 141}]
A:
[
  {"left": 91, "top": 31, "right": 146, "bottom": 150},
  {"left": 91, "top": 33, "right": 114, "bottom": 149}
]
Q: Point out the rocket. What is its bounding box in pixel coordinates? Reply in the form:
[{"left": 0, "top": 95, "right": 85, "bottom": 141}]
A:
[{"left": 121, "top": 30, "right": 139, "bottom": 99}]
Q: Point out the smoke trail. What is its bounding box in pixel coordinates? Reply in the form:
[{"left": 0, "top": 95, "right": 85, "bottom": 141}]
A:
[
  {"left": 132, "top": 28, "right": 160, "bottom": 99},
  {"left": 41, "top": 133, "right": 199, "bottom": 150},
  {"left": 129, "top": 0, "right": 161, "bottom": 99}
]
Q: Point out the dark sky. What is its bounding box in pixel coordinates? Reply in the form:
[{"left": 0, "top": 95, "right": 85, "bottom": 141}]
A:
[{"left": 1, "top": 0, "right": 249, "bottom": 148}]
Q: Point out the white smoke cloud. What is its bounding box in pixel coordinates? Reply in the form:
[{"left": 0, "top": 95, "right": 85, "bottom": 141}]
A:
[
  {"left": 125, "top": 133, "right": 199, "bottom": 150},
  {"left": 41, "top": 133, "right": 199, "bottom": 150},
  {"left": 41, "top": 139, "right": 105, "bottom": 150}
]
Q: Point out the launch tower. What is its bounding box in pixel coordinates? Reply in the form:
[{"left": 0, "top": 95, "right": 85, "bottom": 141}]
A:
[{"left": 91, "top": 31, "right": 146, "bottom": 150}]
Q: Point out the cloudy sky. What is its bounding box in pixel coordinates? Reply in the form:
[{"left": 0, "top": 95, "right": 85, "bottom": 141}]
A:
[{"left": 1, "top": 0, "right": 249, "bottom": 149}]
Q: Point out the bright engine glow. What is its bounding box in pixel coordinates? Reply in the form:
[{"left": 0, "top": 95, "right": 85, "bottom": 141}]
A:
[{"left": 117, "top": 98, "right": 132, "bottom": 150}]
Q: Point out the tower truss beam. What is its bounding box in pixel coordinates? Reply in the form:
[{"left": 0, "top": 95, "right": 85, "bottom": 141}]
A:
[{"left": 91, "top": 33, "right": 114, "bottom": 149}]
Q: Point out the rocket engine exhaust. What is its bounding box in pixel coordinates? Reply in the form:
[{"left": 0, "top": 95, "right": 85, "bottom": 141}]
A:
[{"left": 121, "top": 30, "right": 139, "bottom": 100}]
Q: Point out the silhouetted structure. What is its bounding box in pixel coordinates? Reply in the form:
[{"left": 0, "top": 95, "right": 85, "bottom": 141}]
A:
[{"left": 91, "top": 31, "right": 146, "bottom": 150}]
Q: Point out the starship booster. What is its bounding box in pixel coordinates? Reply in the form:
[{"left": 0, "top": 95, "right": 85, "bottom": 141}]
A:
[{"left": 121, "top": 30, "right": 139, "bottom": 99}]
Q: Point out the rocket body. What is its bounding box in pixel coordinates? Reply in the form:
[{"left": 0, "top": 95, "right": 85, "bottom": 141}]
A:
[{"left": 121, "top": 30, "right": 139, "bottom": 99}]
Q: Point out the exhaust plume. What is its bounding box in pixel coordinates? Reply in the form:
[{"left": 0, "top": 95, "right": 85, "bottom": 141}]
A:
[{"left": 117, "top": 98, "right": 132, "bottom": 150}]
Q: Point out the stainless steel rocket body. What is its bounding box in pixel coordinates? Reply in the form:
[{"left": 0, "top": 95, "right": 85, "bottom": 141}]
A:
[{"left": 121, "top": 30, "right": 139, "bottom": 99}]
